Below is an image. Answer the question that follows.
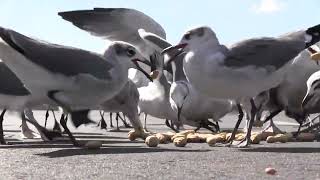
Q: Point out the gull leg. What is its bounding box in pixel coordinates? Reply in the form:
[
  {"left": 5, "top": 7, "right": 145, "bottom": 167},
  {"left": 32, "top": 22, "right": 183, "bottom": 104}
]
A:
[
  {"left": 44, "top": 109, "right": 49, "bottom": 128},
  {"left": 207, "top": 120, "right": 220, "bottom": 132},
  {"left": 238, "top": 99, "right": 257, "bottom": 148},
  {"left": 262, "top": 118, "right": 283, "bottom": 134},
  {"left": 21, "top": 116, "right": 39, "bottom": 139},
  {"left": 226, "top": 103, "right": 244, "bottom": 146},
  {"left": 21, "top": 110, "right": 62, "bottom": 141},
  {"left": 109, "top": 113, "right": 114, "bottom": 128},
  {"left": 116, "top": 113, "right": 120, "bottom": 131},
  {"left": 120, "top": 113, "right": 132, "bottom": 128},
  {"left": 263, "top": 109, "right": 282, "bottom": 124},
  {"left": 293, "top": 121, "right": 303, "bottom": 138},
  {"left": 59, "top": 114, "right": 80, "bottom": 147},
  {"left": 0, "top": 109, "right": 7, "bottom": 144},
  {"left": 52, "top": 110, "right": 62, "bottom": 133},
  {"left": 143, "top": 113, "right": 148, "bottom": 131},
  {"left": 97, "top": 110, "right": 107, "bottom": 130},
  {"left": 165, "top": 119, "right": 179, "bottom": 132}
]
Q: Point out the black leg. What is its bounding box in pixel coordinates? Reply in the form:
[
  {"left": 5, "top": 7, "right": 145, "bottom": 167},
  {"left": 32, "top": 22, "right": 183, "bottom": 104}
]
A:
[
  {"left": 109, "top": 113, "right": 114, "bottom": 128},
  {"left": 21, "top": 112, "right": 62, "bottom": 141},
  {"left": 165, "top": 119, "right": 179, "bottom": 132},
  {"left": 120, "top": 113, "right": 132, "bottom": 128},
  {"left": 0, "top": 109, "right": 7, "bottom": 144},
  {"left": 227, "top": 103, "right": 244, "bottom": 145},
  {"left": 44, "top": 109, "right": 49, "bottom": 128},
  {"left": 207, "top": 120, "right": 220, "bottom": 132},
  {"left": 293, "top": 122, "right": 303, "bottom": 138},
  {"left": 50, "top": 110, "right": 62, "bottom": 133},
  {"left": 144, "top": 113, "right": 148, "bottom": 130},
  {"left": 194, "top": 124, "right": 201, "bottom": 132},
  {"left": 116, "top": 113, "right": 120, "bottom": 131},
  {"left": 53, "top": 119, "right": 62, "bottom": 133},
  {"left": 98, "top": 111, "right": 107, "bottom": 130},
  {"left": 263, "top": 109, "right": 282, "bottom": 124},
  {"left": 238, "top": 99, "right": 257, "bottom": 147},
  {"left": 59, "top": 114, "right": 80, "bottom": 147}
]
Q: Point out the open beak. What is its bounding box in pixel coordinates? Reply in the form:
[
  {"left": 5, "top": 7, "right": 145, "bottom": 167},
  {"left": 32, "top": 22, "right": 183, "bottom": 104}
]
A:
[
  {"left": 302, "top": 94, "right": 314, "bottom": 108},
  {"left": 132, "top": 59, "right": 153, "bottom": 82},
  {"left": 161, "top": 43, "right": 188, "bottom": 65}
]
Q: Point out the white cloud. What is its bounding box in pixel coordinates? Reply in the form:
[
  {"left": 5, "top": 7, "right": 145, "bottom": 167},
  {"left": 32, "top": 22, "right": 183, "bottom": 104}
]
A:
[{"left": 252, "top": 0, "right": 285, "bottom": 14}]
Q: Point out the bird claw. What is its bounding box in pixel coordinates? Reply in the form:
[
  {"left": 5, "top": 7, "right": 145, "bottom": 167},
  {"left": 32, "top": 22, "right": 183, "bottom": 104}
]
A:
[{"left": 236, "top": 138, "right": 251, "bottom": 148}]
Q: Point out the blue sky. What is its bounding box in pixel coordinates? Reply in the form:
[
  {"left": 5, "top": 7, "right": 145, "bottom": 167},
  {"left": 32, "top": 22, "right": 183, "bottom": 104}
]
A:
[{"left": 0, "top": 0, "right": 319, "bottom": 53}]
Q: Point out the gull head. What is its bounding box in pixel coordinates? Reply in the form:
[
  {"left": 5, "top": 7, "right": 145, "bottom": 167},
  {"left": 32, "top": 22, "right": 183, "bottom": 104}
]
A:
[
  {"left": 178, "top": 26, "right": 219, "bottom": 51},
  {"left": 162, "top": 26, "right": 219, "bottom": 63},
  {"left": 106, "top": 41, "right": 153, "bottom": 82}
]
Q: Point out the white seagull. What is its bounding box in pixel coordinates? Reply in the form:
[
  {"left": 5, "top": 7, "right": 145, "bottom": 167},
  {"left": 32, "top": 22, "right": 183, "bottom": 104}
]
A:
[
  {"left": 0, "top": 62, "right": 62, "bottom": 144},
  {"left": 0, "top": 27, "right": 151, "bottom": 146},
  {"left": 58, "top": 8, "right": 166, "bottom": 88},
  {"left": 163, "top": 24, "right": 320, "bottom": 147},
  {"left": 141, "top": 31, "right": 235, "bottom": 132},
  {"left": 255, "top": 48, "right": 320, "bottom": 134}
]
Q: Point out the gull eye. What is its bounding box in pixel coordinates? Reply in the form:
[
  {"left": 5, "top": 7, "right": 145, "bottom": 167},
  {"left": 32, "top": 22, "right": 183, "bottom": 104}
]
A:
[
  {"left": 127, "top": 49, "right": 136, "bottom": 57},
  {"left": 184, "top": 32, "right": 191, "bottom": 40}
]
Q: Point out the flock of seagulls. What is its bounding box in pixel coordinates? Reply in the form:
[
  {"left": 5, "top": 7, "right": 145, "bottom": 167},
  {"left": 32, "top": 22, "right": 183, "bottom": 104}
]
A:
[{"left": 0, "top": 7, "right": 320, "bottom": 147}]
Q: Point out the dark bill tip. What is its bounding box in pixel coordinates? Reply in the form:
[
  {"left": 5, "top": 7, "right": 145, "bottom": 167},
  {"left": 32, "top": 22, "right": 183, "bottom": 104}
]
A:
[
  {"left": 132, "top": 60, "right": 153, "bottom": 82},
  {"left": 161, "top": 43, "right": 188, "bottom": 55}
]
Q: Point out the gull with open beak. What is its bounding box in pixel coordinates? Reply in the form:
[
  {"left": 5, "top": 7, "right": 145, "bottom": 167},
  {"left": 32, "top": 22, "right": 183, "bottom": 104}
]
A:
[
  {"left": 0, "top": 26, "right": 152, "bottom": 146},
  {"left": 140, "top": 31, "right": 235, "bottom": 132},
  {"left": 163, "top": 24, "right": 320, "bottom": 147}
]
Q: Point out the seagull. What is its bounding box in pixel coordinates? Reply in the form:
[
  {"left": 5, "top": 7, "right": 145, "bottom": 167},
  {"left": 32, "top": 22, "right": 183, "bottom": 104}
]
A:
[
  {"left": 255, "top": 49, "right": 320, "bottom": 134},
  {"left": 59, "top": 8, "right": 166, "bottom": 85},
  {"left": 59, "top": 8, "right": 170, "bottom": 129},
  {"left": 0, "top": 27, "right": 151, "bottom": 146},
  {"left": 141, "top": 31, "right": 235, "bottom": 132},
  {"left": 138, "top": 53, "right": 182, "bottom": 132},
  {"left": 163, "top": 24, "right": 320, "bottom": 147},
  {"left": 0, "top": 62, "right": 62, "bottom": 144},
  {"left": 99, "top": 80, "right": 149, "bottom": 138}
]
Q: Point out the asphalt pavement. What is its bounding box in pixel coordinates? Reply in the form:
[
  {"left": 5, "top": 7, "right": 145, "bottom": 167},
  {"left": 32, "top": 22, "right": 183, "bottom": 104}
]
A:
[{"left": 0, "top": 111, "right": 320, "bottom": 180}]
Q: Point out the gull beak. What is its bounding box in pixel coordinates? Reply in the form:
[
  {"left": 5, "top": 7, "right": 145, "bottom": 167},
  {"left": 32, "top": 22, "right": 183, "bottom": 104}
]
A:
[
  {"left": 161, "top": 43, "right": 188, "bottom": 65},
  {"left": 308, "top": 47, "right": 320, "bottom": 64},
  {"left": 302, "top": 94, "right": 314, "bottom": 109},
  {"left": 161, "top": 43, "right": 188, "bottom": 55},
  {"left": 149, "top": 70, "right": 159, "bottom": 80},
  {"left": 132, "top": 59, "right": 153, "bottom": 82}
]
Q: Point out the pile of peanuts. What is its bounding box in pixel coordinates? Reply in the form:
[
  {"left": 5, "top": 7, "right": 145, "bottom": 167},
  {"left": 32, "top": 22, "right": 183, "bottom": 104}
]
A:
[{"left": 129, "top": 130, "right": 317, "bottom": 147}]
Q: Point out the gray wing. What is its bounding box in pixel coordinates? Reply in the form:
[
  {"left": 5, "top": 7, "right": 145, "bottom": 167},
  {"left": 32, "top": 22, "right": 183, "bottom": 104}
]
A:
[
  {"left": 224, "top": 37, "right": 306, "bottom": 69},
  {"left": 0, "top": 62, "right": 30, "bottom": 96},
  {"left": 0, "top": 27, "right": 112, "bottom": 80},
  {"left": 58, "top": 8, "right": 166, "bottom": 46},
  {"left": 138, "top": 29, "right": 171, "bottom": 50}
]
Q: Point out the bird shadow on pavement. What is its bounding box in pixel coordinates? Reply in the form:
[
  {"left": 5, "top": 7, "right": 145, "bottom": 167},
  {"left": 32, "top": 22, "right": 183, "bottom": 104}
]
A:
[
  {"left": 0, "top": 139, "right": 145, "bottom": 149},
  {"left": 36, "top": 146, "right": 211, "bottom": 158},
  {"left": 239, "top": 147, "right": 320, "bottom": 153}
]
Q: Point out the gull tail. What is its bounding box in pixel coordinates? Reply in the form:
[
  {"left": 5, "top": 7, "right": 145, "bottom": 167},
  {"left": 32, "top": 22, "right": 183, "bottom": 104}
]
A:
[{"left": 306, "top": 24, "right": 320, "bottom": 48}]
